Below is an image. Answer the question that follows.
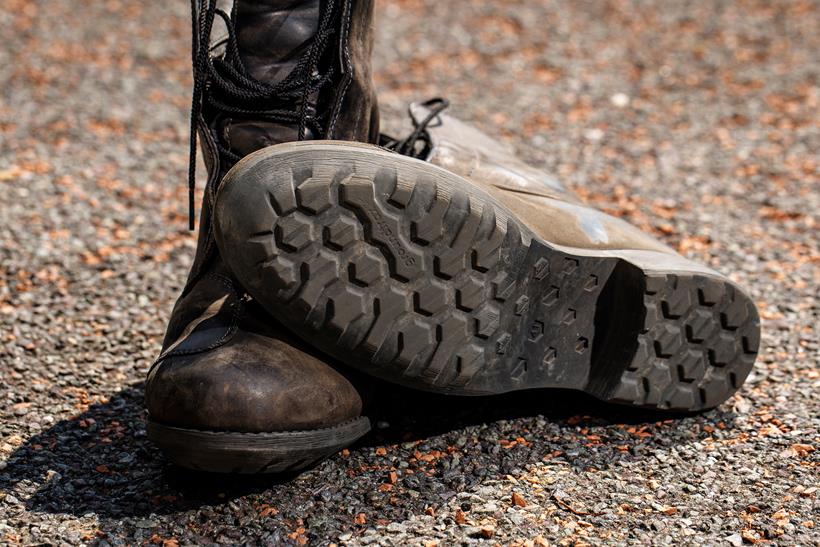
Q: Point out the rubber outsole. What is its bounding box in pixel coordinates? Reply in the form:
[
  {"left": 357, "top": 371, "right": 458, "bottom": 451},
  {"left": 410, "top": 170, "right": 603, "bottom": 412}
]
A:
[
  {"left": 147, "top": 417, "right": 371, "bottom": 474},
  {"left": 215, "top": 142, "right": 760, "bottom": 411}
]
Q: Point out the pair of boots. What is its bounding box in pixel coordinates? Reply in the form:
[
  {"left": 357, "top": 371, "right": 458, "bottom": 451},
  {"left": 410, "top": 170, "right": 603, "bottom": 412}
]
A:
[{"left": 145, "top": 0, "right": 760, "bottom": 473}]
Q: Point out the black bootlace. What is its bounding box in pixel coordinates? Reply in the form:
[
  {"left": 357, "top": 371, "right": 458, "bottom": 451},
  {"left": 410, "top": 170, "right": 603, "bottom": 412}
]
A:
[
  {"left": 187, "top": 0, "right": 339, "bottom": 229},
  {"left": 381, "top": 98, "right": 450, "bottom": 159}
]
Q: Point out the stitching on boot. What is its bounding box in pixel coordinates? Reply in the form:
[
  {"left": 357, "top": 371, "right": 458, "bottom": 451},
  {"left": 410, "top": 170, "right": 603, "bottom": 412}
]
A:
[{"left": 328, "top": 0, "right": 354, "bottom": 135}]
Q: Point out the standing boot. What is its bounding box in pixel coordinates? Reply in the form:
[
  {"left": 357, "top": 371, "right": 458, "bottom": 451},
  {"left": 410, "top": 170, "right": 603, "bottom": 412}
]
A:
[
  {"left": 212, "top": 100, "right": 759, "bottom": 412},
  {"left": 145, "top": 0, "right": 378, "bottom": 473}
]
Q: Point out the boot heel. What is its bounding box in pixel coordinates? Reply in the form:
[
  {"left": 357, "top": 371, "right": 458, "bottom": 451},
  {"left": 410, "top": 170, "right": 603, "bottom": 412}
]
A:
[{"left": 591, "top": 271, "right": 760, "bottom": 410}]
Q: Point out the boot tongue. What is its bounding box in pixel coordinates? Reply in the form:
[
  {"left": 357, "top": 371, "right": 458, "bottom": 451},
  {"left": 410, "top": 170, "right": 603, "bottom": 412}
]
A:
[
  {"left": 218, "top": 0, "right": 321, "bottom": 159},
  {"left": 235, "top": 0, "right": 320, "bottom": 85}
]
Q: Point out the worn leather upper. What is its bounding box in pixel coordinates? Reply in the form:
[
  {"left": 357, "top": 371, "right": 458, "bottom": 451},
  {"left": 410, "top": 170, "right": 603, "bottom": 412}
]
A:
[
  {"left": 148, "top": 273, "right": 362, "bottom": 432},
  {"left": 413, "top": 103, "right": 675, "bottom": 254},
  {"left": 148, "top": 0, "right": 377, "bottom": 433}
]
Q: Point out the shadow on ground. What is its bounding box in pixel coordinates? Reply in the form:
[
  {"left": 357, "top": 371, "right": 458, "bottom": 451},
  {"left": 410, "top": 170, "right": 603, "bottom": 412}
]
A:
[{"left": 1, "top": 380, "right": 733, "bottom": 522}]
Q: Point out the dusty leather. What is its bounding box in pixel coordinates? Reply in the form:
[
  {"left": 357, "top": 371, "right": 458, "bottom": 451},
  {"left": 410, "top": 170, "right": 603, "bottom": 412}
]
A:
[
  {"left": 412, "top": 104, "right": 675, "bottom": 254},
  {"left": 148, "top": 0, "right": 377, "bottom": 433}
]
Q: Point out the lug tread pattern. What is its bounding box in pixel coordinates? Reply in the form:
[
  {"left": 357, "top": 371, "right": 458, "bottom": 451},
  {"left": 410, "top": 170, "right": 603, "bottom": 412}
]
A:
[
  {"left": 478, "top": 245, "right": 617, "bottom": 392},
  {"left": 232, "top": 158, "right": 527, "bottom": 390},
  {"left": 218, "top": 147, "right": 760, "bottom": 410},
  {"left": 236, "top": 153, "right": 621, "bottom": 394},
  {"left": 608, "top": 274, "right": 760, "bottom": 410}
]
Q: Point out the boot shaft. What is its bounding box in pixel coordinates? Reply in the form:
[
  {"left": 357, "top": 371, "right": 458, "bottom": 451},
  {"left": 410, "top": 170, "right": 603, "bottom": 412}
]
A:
[
  {"left": 213, "top": 0, "right": 326, "bottom": 156},
  {"left": 168, "top": 0, "right": 379, "bottom": 348},
  {"left": 194, "top": 0, "right": 379, "bottom": 168}
]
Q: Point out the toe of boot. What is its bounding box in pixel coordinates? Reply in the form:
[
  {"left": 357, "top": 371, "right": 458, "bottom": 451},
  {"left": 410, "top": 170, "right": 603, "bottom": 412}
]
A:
[{"left": 145, "top": 328, "right": 363, "bottom": 433}]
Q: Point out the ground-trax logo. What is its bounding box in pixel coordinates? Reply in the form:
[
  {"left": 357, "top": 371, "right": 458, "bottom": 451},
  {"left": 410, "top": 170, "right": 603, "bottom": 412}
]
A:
[{"left": 367, "top": 207, "right": 416, "bottom": 267}]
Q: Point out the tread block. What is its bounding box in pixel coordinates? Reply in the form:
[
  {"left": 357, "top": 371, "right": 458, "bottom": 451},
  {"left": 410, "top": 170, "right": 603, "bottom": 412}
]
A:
[
  {"left": 396, "top": 321, "right": 435, "bottom": 369},
  {"left": 575, "top": 337, "right": 589, "bottom": 354},
  {"left": 413, "top": 281, "right": 449, "bottom": 316},
  {"left": 527, "top": 320, "right": 544, "bottom": 342},
  {"left": 296, "top": 176, "right": 334, "bottom": 213},
  {"left": 434, "top": 196, "right": 483, "bottom": 278},
  {"left": 266, "top": 177, "right": 298, "bottom": 216},
  {"left": 511, "top": 358, "right": 528, "bottom": 381},
  {"left": 686, "top": 308, "right": 714, "bottom": 342},
  {"left": 410, "top": 182, "right": 448, "bottom": 245},
  {"left": 654, "top": 324, "right": 684, "bottom": 357},
  {"left": 583, "top": 274, "right": 599, "bottom": 292},
  {"left": 248, "top": 232, "right": 277, "bottom": 265},
  {"left": 387, "top": 178, "right": 413, "bottom": 208},
  {"left": 296, "top": 253, "right": 340, "bottom": 319},
  {"left": 697, "top": 278, "right": 723, "bottom": 306},
  {"left": 275, "top": 216, "right": 315, "bottom": 252},
  {"left": 264, "top": 256, "right": 299, "bottom": 293},
  {"left": 471, "top": 210, "right": 505, "bottom": 273},
  {"left": 348, "top": 248, "right": 387, "bottom": 287},
  {"left": 340, "top": 174, "right": 425, "bottom": 282},
  {"left": 450, "top": 345, "right": 485, "bottom": 387},
  {"left": 365, "top": 287, "right": 409, "bottom": 357},
  {"left": 533, "top": 257, "right": 550, "bottom": 280},
  {"left": 474, "top": 306, "right": 501, "bottom": 339},
  {"left": 495, "top": 333, "right": 512, "bottom": 355},
  {"left": 677, "top": 350, "right": 705, "bottom": 382},
  {"left": 542, "top": 346, "right": 557, "bottom": 366},
  {"left": 326, "top": 287, "right": 368, "bottom": 335},
  {"left": 323, "top": 216, "right": 361, "bottom": 250},
  {"left": 422, "top": 315, "right": 471, "bottom": 386},
  {"left": 514, "top": 295, "right": 530, "bottom": 316},
  {"left": 455, "top": 276, "right": 484, "bottom": 312},
  {"left": 541, "top": 286, "right": 560, "bottom": 307},
  {"left": 491, "top": 272, "right": 517, "bottom": 302}
]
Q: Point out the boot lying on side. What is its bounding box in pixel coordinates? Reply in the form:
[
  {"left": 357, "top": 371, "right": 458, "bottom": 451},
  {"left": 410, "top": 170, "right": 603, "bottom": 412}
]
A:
[
  {"left": 146, "top": 0, "right": 379, "bottom": 473},
  {"left": 214, "top": 100, "right": 760, "bottom": 412}
]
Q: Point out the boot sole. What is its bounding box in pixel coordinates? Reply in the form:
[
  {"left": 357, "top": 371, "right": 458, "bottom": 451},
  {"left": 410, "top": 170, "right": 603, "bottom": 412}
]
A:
[
  {"left": 215, "top": 142, "right": 760, "bottom": 411},
  {"left": 147, "top": 417, "right": 370, "bottom": 474}
]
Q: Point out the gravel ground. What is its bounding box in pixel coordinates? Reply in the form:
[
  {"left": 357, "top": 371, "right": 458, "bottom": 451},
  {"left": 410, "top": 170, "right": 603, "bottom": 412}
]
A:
[{"left": 1, "top": 0, "right": 818, "bottom": 545}]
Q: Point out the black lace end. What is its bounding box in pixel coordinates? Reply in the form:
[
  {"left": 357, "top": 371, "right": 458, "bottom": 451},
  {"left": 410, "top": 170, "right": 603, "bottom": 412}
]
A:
[
  {"left": 188, "top": 186, "right": 196, "bottom": 230},
  {"left": 187, "top": 121, "right": 198, "bottom": 231}
]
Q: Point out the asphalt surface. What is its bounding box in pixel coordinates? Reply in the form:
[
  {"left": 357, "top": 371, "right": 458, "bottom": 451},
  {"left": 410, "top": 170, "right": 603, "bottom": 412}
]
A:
[{"left": 1, "top": 0, "right": 818, "bottom": 545}]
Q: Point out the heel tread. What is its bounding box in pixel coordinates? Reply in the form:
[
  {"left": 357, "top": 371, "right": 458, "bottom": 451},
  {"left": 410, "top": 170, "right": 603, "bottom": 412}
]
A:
[{"left": 608, "top": 274, "right": 760, "bottom": 410}]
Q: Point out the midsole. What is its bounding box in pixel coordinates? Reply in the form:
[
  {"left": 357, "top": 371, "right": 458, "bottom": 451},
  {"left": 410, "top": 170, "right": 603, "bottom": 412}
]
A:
[
  {"left": 550, "top": 246, "right": 723, "bottom": 278},
  {"left": 147, "top": 417, "right": 371, "bottom": 448}
]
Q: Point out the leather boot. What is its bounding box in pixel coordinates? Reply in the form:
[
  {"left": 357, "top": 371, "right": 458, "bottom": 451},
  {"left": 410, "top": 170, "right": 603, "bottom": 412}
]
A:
[
  {"left": 213, "top": 100, "right": 760, "bottom": 412},
  {"left": 146, "top": 0, "right": 378, "bottom": 473}
]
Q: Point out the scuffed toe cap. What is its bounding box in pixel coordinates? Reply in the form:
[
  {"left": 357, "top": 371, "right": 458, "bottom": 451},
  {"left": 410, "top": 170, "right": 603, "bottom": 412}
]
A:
[{"left": 145, "top": 329, "right": 363, "bottom": 433}]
